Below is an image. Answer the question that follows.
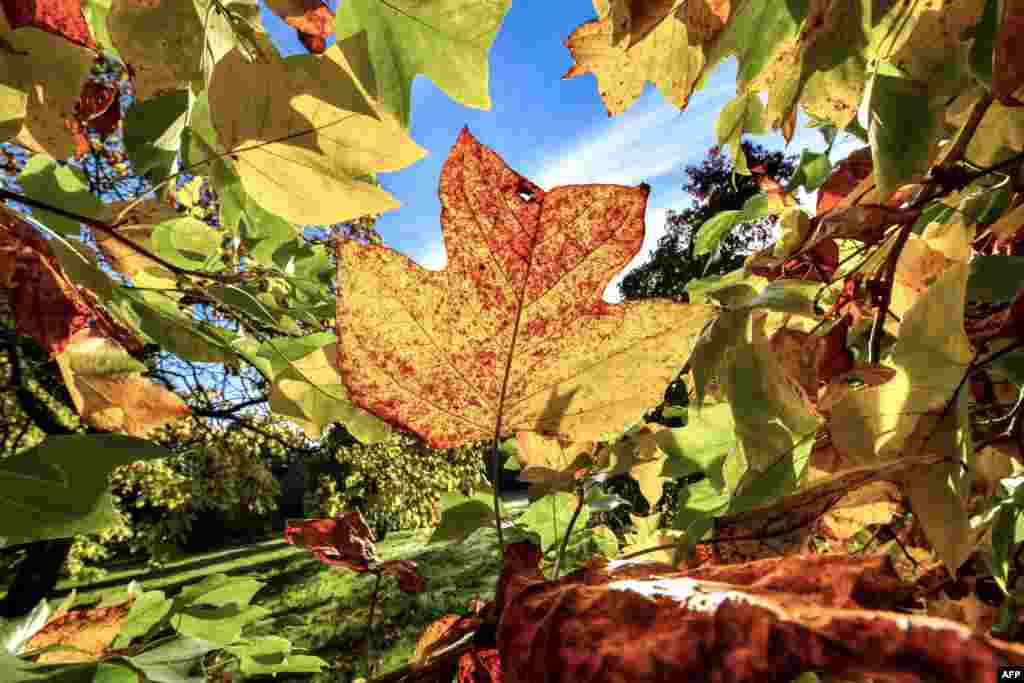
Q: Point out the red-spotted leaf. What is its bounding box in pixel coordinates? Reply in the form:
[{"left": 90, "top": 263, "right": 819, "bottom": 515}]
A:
[
  {"left": 336, "top": 128, "right": 717, "bottom": 449},
  {"left": 2, "top": 0, "right": 96, "bottom": 48}
]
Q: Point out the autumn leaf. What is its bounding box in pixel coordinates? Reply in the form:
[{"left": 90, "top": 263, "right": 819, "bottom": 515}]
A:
[
  {"left": 336, "top": 128, "right": 717, "bottom": 449},
  {"left": 284, "top": 513, "right": 427, "bottom": 594},
  {"left": 55, "top": 327, "right": 190, "bottom": 437},
  {"left": 207, "top": 31, "right": 426, "bottom": 226},
  {"left": 0, "top": 205, "right": 141, "bottom": 358},
  {"left": 496, "top": 541, "right": 1024, "bottom": 683},
  {"left": 1, "top": 7, "right": 96, "bottom": 158},
  {"left": 563, "top": 0, "right": 705, "bottom": 116}
]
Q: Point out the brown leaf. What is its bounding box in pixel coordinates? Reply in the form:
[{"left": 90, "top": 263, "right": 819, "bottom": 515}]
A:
[
  {"left": 496, "top": 541, "right": 1024, "bottom": 683},
  {"left": 993, "top": 0, "right": 1024, "bottom": 106},
  {"left": 381, "top": 559, "right": 428, "bottom": 595},
  {"left": 336, "top": 128, "right": 716, "bottom": 449},
  {"left": 816, "top": 205, "right": 920, "bottom": 245},
  {"left": 1, "top": 0, "right": 96, "bottom": 48},
  {"left": 817, "top": 147, "right": 872, "bottom": 215}
]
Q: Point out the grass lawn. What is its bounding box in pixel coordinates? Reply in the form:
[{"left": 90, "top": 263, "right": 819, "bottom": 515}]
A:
[{"left": 6, "top": 521, "right": 516, "bottom": 682}]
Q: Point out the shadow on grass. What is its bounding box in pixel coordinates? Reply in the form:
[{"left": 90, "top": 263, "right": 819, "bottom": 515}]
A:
[{"left": 39, "top": 543, "right": 311, "bottom": 602}]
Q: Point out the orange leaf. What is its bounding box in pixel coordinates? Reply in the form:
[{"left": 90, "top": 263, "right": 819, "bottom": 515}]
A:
[
  {"left": 816, "top": 147, "right": 872, "bottom": 215},
  {"left": 56, "top": 327, "right": 190, "bottom": 437},
  {"left": 336, "top": 128, "right": 716, "bottom": 449}
]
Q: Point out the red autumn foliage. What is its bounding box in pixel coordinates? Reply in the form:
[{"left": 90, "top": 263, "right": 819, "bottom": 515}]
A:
[
  {"left": 283, "top": 513, "right": 427, "bottom": 594},
  {"left": 0, "top": 205, "right": 142, "bottom": 357}
]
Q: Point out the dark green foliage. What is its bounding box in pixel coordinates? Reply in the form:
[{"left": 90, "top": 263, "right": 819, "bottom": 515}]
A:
[{"left": 618, "top": 141, "right": 798, "bottom": 303}]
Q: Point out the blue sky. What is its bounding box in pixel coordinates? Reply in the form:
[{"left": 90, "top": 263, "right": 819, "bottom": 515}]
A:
[{"left": 262, "top": 2, "right": 862, "bottom": 302}]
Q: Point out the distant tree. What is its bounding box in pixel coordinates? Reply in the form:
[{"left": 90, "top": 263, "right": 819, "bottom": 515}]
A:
[
  {"left": 618, "top": 140, "right": 797, "bottom": 426},
  {"left": 618, "top": 140, "right": 798, "bottom": 303}
]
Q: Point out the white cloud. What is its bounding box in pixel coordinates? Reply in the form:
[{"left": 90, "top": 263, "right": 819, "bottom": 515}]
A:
[
  {"left": 526, "top": 85, "right": 733, "bottom": 190},
  {"left": 411, "top": 238, "right": 448, "bottom": 271}
]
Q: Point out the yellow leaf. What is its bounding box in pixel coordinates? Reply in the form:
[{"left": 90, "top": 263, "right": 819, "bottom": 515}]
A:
[{"left": 208, "top": 32, "right": 426, "bottom": 225}]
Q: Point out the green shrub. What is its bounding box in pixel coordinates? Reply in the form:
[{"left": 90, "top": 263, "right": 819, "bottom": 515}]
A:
[{"left": 311, "top": 426, "right": 489, "bottom": 538}]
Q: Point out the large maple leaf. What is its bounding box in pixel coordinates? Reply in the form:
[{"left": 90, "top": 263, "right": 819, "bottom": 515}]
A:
[{"left": 336, "top": 127, "right": 716, "bottom": 449}]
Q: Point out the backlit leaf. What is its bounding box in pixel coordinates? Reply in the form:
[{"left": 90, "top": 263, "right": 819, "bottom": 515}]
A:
[
  {"left": 337, "top": 128, "right": 716, "bottom": 449},
  {"left": 207, "top": 32, "right": 426, "bottom": 225},
  {"left": 0, "top": 10, "right": 95, "bottom": 158},
  {"left": 334, "top": 0, "right": 513, "bottom": 127},
  {"left": 55, "top": 328, "right": 189, "bottom": 438}
]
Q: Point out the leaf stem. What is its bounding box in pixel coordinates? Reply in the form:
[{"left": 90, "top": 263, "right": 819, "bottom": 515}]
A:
[{"left": 553, "top": 484, "right": 586, "bottom": 580}]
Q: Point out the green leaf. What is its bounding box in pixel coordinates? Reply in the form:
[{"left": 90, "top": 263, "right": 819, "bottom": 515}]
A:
[
  {"left": 93, "top": 662, "right": 140, "bottom": 683},
  {"left": 429, "top": 492, "right": 497, "bottom": 545},
  {"left": 966, "top": 256, "right": 1024, "bottom": 304},
  {"left": 744, "top": 279, "right": 820, "bottom": 318},
  {"left": 110, "top": 590, "right": 173, "bottom": 649},
  {"left": 714, "top": 92, "right": 767, "bottom": 175},
  {"left": 125, "top": 635, "right": 219, "bottom": 683},
  {"left": 866, "top": 67, "right": 942, "bottom": 201},
  {"left": 171, "top": 604, "right": 270, "bottom": 646},
  {"left": 225, "top": 636, "right": 327, "bottom": 677},
  {"left": 518, "top": 492, "right": 591, "bottom": 552},
  {"left": 991, "top": 503, "right": 1022, "bottom": 594},
  {"left": 966, "top": 0, "right": 999, "bottom": 86},
  {"left": 334, "top": 0, "right": 513, "bottom": 127},
  {"left": 122, "top": 91, "right": 188, "bottom": 185},
  {"left": 0, "top": 435, "right": 173, "bottom": 547},
  {"left": 693, "top": 210, "right": 740, "bottom": 257},
  {"left": 670, "top": 479, "right": 725, "bottom": 564},
  {"left": 173, "top": 574, "right": 264, "bottom": 609},
  {"left": 17, "top": 155, "right": 106, "bottom": 236},
  {"left": 786, "top": 149, "right": 833, "bottom": 193},
  {"left": 122, "top": 283, "right": 238, "bottom": 363},
  {"left": 150, "top": 217, "right": 223, "bottom": 271},
  {"left": 657, "top": 403, "right": 737, "bottom": 479},
  {"left": 499, "top": 436, "right": 520, "bottom": 471}
]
